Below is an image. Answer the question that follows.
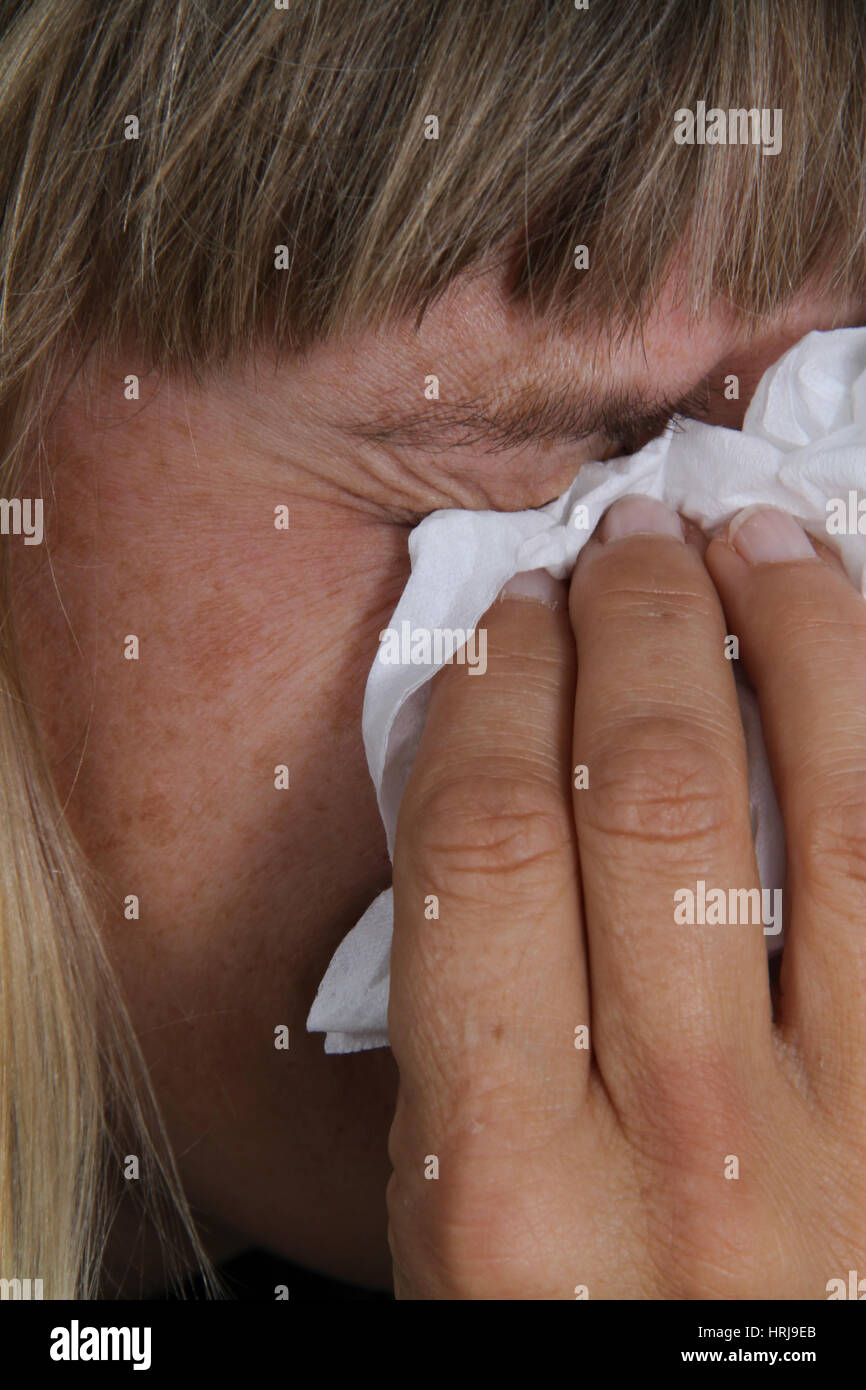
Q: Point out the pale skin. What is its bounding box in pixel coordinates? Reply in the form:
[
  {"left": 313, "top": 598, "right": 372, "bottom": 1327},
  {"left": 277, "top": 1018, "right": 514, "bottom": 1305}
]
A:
[{"left": 10, "top": 268, "right": 866, "bottom": 1295}]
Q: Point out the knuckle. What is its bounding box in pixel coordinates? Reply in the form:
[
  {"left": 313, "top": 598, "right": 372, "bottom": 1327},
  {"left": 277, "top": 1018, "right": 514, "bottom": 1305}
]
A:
[
  {"left": 581, "top": 716, "right": 740, "bottom": 854},
  {"left": 658, "top": 1201, "right": 776, "bottom": 1300},
  {"left": 386, "top": 1117, "right": 550, "bottom": 1299},
  {"left": 385, "top": 1122, "right": 488, "bottom": 1297},
  {"left": 399, "top": 770, "right": 571, "bottom": 887}
]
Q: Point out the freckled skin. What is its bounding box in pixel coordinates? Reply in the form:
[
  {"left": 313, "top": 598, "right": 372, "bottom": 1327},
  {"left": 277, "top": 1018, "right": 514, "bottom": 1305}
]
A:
[{"left": 9, "top": 272, "right": 865, "bottom": 1290}]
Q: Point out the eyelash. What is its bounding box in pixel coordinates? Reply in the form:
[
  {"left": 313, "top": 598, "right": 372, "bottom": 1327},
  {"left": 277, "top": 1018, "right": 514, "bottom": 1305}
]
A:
[
  {"left": 668, "top": 381, "right": 714, "bottom": 424},
  {"left": 613, "top": 382, "right": 712, "bottom": 454}
]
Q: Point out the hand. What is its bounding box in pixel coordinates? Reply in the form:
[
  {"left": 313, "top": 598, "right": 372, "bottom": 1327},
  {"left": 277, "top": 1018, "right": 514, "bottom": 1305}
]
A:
[{"left": 386, "top": 497, "right": 866, "bottom": 1300}]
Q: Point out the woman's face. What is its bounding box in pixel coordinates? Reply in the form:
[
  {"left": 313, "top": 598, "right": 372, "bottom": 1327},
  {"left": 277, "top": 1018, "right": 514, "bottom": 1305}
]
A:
[{"left": 10, "top": 269, "right": 865, "bottom": 1290}]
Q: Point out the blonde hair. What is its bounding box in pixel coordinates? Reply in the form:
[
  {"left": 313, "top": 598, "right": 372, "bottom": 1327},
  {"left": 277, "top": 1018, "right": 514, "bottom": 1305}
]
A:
[{"left": 1, "top": 0, "right": 864, "bottom": 1298}]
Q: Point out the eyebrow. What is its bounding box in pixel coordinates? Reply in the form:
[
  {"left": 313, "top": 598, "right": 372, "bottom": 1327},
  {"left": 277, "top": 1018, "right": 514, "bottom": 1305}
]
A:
[{"left": 340, "top": 379, "right": 710, "bottom": 456}]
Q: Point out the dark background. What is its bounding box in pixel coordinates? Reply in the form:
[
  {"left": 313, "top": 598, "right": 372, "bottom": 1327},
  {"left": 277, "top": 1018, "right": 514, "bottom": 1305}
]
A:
[{"left": 162, "top": 1248, "right": 393, "bottom": 1301}]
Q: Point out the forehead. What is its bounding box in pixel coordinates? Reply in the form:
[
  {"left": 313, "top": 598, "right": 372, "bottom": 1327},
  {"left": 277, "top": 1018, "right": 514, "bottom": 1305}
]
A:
[{"left": 302, "top": 269, "right": 740, "bottom": 425}]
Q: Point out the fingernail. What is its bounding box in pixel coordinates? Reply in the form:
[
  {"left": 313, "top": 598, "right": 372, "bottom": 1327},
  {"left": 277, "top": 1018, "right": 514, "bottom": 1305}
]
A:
[
  {"left": 498, "top": 567, "right": 566, "bottom": 609},
  {"left": 598, "top": 495, "right": 684, "bottom": 542},
  {"left": 727, "top": 507, "right": 816, "bottom": 564}
]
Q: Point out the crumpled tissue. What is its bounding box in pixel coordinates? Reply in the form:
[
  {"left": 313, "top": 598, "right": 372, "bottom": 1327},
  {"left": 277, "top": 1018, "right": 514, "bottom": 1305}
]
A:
[{"left": 307, "top": 326, "right": 866, "bottom": 1053}]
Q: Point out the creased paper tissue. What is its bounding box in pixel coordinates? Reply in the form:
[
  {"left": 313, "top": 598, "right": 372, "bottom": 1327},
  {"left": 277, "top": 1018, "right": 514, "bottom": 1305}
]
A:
[{"left": 307, "top": 327, "right": 866, "bottom": 1053}]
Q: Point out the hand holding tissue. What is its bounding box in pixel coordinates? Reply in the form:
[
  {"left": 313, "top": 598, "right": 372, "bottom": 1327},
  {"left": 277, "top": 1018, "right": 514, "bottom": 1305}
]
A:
[{"left": 307, "top": 327, "right": 866, "bottom": 1053}]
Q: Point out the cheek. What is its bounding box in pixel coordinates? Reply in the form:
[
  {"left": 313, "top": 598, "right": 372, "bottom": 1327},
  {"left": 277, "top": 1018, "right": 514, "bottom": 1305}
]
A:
[
  {"left": 11, "top": 423, "right": 408, "bottom": 929},
  {"left": 10, "top": 428, "right": 407, "bottom": 1183}
]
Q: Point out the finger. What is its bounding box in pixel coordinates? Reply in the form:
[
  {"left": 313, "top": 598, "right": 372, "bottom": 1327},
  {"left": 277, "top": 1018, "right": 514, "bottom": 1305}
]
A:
[
  {"left": 568, "top": 495, "right": 775, "bottom": 1116},
  {"left": 389, "top": 568, "right": 590, "bottom": 1145},
  {"left": 705, "top": 507, "right": 866, "bottom": 1092}
]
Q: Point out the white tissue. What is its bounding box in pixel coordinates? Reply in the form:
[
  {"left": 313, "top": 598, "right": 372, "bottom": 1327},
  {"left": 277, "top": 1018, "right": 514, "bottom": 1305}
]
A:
[{"left": 307, "top": 327, "right": 866, "bottom": 1053}]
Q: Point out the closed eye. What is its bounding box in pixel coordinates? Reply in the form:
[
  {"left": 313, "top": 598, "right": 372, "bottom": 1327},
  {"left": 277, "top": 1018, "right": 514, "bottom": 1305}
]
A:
[{"left": 613, "top": 380, "right": 712, "bottom": 454}]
